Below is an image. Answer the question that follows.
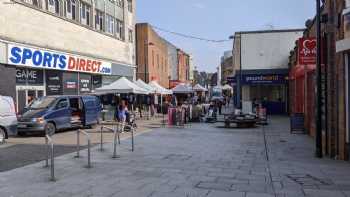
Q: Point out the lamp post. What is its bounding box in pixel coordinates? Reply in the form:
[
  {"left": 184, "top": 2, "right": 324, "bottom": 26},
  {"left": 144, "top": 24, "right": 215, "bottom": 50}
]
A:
[
  {"left": 315, "top": 0, "right": 323, "bottom": 158},
  {"left": 144, "top": 42, "right": 154, "bottom": 83}
]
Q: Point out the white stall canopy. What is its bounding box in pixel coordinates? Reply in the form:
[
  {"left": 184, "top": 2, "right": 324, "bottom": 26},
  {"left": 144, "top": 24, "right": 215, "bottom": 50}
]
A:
[
  {"left": 135, "top": 79, "right": 156, "bottom": 93},
  {"left": 193, "top": 84, "right": 208, "bottom": 92},
  {"left": 172, "top": 83, "right": 194, "bottom": 94},
  {"left": 96, "top": 77, "right": 149, "bottom": 94},
  {"left": 148, "top": 81, "right": 173, "bottom": 95}
]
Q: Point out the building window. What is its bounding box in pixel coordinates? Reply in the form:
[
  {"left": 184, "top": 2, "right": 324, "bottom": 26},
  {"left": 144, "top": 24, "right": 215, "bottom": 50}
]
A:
[
  {"left": 106, "top": 14, "right": 115, "bottom": 34},
  {"left": 71, "top": 0, "right": 76, "bottom": 20},
  {"left": 65, "top": 0, "right": 76, "bottom": 20},
  {"left": 116, "top": 0, "right": 123, "bottom": 7},
  {"left": 128, "top": 29, "right": 133, "bottom": 43},
  {"left": 95, "top": 9, "right": 104, "bottom": 31},
  {"left": 32, "top": 0, "right": 39, "bottom": 7},
  {"left": 116, "top": 19, "right": 124, "bottom": 40},
  {"left": 80, "top": 2, "right": 91, "bottom": 26},
  {"left": 127, "top": 0, "right": 132, "bottom": 12},
  {"left": 54, "top": 0, "right": 59, "bottom": 14}
]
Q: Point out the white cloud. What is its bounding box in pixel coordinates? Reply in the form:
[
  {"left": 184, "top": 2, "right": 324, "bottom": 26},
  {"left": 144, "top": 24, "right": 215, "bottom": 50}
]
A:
[{"left": 192, "top": 2, "right": 206, "bottom": 9}]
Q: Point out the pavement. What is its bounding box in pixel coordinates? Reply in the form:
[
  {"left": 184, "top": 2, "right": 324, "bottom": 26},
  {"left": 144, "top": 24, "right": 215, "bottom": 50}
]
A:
[
  {"left": 1, "top": 116, "right": 350, "bottom": 197},
  {"left": 0, "top": 117, "right": 163, "bottom": 172}
]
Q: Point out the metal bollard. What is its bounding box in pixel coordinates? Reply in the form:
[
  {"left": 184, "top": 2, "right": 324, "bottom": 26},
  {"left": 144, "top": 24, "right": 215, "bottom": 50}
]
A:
[
  {"left": 100, "top": 126, "right": 104, "bottom": 151},
  {"left": 87, "top": 137, "right": 91, "bottom": 168},
  {"left": 45, "top": 137, "right": 49, "bottom": 167},
  {"left": 131, "top": 127, "right": 134, "bottom": 152},
  {"left": 75, "top": 130, "right": 80, "bottom": 158},
  {"left": 45, "top": 135, "right": 55, "bottom": 181},
  {"left": 112, "top": 125, "right": 120, "bottom": 159},
  {"left": 50, "top": 141, "right": 55, "bottom": 181}
]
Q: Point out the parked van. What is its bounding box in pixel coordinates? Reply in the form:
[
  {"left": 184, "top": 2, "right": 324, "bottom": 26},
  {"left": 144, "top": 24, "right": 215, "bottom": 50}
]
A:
[
  {"left": 0, "top": 96, "right": 17, "bottom": 143},
  {"left": 17, "top": 95, "right": 101, "bottom": 135}
]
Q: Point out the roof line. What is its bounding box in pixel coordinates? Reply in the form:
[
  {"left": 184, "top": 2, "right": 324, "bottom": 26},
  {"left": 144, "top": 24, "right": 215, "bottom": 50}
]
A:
[{"left": 235, "top": 28, "right": 305, "bottom": 35}]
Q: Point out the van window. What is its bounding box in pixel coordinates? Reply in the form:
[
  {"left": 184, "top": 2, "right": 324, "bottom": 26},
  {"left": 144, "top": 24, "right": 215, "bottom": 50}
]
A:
[
  {"left": 56, "top": 99, "right": 69, "bottom": 109},
  {"left": 29, "top": 97, "right": 56, "bottom": 109}
]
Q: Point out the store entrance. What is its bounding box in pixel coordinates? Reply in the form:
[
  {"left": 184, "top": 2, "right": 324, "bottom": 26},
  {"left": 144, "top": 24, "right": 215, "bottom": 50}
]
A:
[{"left": 16, "top": 87, "right": 45, "bottom": 112}]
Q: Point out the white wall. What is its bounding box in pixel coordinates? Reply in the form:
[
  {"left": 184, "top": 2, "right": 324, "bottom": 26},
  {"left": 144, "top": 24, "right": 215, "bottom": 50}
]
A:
[
  {"left": 0, "top": 0, "right": 134, "bottom": 66},
  {"left": 241, "top": 31, "right": 303, "bottom": 70}
]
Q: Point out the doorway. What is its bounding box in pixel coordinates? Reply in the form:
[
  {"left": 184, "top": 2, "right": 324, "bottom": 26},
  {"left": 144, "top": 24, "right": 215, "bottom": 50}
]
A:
[{"left": 16, "top": 87, "right": 45, "bottom": 112}]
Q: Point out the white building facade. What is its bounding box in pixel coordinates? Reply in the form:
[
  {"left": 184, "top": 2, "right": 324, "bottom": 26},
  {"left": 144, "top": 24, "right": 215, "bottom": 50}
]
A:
[
  {"left": 233, "top": 29, "right": 304, "bottom": 114},
  {"left": 0, "top": 0, "right": 136, "bottom": 111}
]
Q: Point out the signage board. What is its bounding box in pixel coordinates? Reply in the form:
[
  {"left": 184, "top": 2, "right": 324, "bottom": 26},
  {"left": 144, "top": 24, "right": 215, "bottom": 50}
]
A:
[
  {"left": 92, "top": 75, "right": 102, "bottom": 89},
  {"left": 298, "top": 38, "right": 316, "bottom": 65},
  {"left": 242, "top": 74, "right": 288, "bottom": 85},
  {"left": 79, "top": 73, "right": 92, "bottom": 93},
  {"left": 8, "top": 44, "right": 112, "bottom": 75},
  {"left": 46, "top": 70, "right": 63, "bottom": 95},
  {"left": 63, "top": 72, "right": 78, "bottom": 95},
  {"left": 16, "top": 68, "right": 43, "bottom": 85}
]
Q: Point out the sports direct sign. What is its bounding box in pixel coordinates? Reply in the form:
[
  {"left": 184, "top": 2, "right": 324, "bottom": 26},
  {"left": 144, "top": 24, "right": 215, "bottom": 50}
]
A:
[
  {"left": 298, "top": 38, "right": 316, "bottom": 65},
  {"left": 7, "top": 44, "right": 112, "bottom": 75}
]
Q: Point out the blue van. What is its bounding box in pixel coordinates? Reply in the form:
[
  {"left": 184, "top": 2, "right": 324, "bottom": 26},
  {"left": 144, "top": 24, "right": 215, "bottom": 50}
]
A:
[{"left": 17, "top": 95, "right": 101, "bottom": 135}]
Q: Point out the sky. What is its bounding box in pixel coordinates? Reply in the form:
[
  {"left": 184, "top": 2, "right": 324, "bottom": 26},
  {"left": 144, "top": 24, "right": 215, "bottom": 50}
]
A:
[{"left": 136, "top": 0, "right": 315, "bottom": 72}]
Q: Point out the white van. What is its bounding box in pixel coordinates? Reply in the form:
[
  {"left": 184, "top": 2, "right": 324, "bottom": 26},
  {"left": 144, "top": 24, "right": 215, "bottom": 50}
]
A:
[{"left": 0, "top": 96, "right": 17, "bottom": 144}]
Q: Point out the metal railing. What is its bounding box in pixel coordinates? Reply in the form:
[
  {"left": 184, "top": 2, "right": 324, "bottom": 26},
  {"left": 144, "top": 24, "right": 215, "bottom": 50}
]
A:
[
  {"left": 100, "top": 126, "right": 114, "bottom": 151},
  {"left": 45, "top": 134, "right": 55, "bottom": 181},
  {"left": 75, "top": 129, "right": 92, "bottom": 168},
  {"left": 119, "top": 123, "right": 135, "bottom": 152}
]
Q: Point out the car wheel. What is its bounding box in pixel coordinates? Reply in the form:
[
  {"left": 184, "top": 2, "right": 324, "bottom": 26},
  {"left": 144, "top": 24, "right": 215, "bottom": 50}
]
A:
[
  {"left": 45, "top": 123, "right": 56, "bottom": 136},
  {"left": 0, "top": 127, "right": 6, "bottom": 144}
]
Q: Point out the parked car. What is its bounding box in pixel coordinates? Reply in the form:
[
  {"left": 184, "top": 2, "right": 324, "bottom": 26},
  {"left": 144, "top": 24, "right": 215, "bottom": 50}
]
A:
[
  {"left": 0, "top": 95, "right": 17, "bottom": 143},
  {"left": 17, "top": 95, "right": 101, "bottom": 136}
]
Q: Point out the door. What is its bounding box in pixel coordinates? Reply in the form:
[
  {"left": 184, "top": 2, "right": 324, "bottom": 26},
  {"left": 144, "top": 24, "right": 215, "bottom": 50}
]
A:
[{"left": 52, "top": 98, "right": 71, "bottom": 129}]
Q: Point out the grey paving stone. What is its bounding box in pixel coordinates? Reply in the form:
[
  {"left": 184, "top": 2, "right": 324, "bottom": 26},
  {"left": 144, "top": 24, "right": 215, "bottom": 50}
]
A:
[
  {"left": 246, "top": 192, "right": 275, "bottom": 197},
  {"left": 303, "top": 189, "right": 346, "bottom": 197},
  {"left": 196, "top": 181, "right": 232, "bottom": 191},
  {"left": 206, "top": 190, "right": 245, "bottom": 197}
]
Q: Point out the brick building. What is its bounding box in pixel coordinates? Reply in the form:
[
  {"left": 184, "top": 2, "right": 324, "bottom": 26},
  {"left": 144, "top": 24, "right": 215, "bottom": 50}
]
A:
[
  {"left": 221, "top": 51, "right": 234, "bottom": 85},
  {"left": 135, "top": 23, "right": 169, "bottom": 88},
  {"left": 289, "top": 0, "right": 350, "bottom": 160}
]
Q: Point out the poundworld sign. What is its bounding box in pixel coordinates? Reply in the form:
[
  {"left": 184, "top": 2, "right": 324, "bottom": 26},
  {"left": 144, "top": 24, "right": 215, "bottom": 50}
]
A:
[{"left": 7, "top": 44, "right": 112, "bottom": 75}]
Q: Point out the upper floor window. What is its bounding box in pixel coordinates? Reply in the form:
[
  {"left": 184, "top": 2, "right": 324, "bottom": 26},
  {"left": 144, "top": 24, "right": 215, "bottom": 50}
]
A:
[
  {"left": 116, "top": 19, "right": 124, "bottom": 40},
  {"left": 127, "top": 0, "right": 132, "bottom": 12},
  {"left": 106, "top": 14, "right": 115, "bottom": 34},
  {"left": 80, "top": 2, "right": 91, "bottom": 26},
  {"left": 95, "top": 9, "right": 104, "bottom": 31},
  {"left": 47, "top": 0, "right": 60, "bottom": 15},
  {"left": 128, "top": 29, "right": 133, "bottom": 43},
  {"left": 116, "top": 0, "right": 123, "bottom": 7},
  {"left": 65, "top": 0, "right": 76, "bottom": 20},
  {"left": 22, "top": 0, "right": 41, "bottom": 8}
]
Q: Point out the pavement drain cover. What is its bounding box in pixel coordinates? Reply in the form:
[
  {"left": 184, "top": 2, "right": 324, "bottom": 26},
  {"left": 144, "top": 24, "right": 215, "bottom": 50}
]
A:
[
  {"left": 163, "top": 154, "right": 192, "bottom": 161},
  {"left": 286, "top": 174, "right": 333, "bottom": 186}
]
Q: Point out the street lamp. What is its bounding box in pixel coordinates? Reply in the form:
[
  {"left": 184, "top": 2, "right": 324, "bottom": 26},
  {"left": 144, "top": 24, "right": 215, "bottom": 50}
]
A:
[{"left": 144, "top": 42, "right": 154, "bottom": 83}]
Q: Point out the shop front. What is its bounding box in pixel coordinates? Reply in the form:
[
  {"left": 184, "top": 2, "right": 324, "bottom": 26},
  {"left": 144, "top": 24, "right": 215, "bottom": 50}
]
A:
[
  {"left": 0, "top": 41, "right": 131, "bottom": 112},
  {"left": 239, "top": 69, "right": 289, "bottom": 115}
]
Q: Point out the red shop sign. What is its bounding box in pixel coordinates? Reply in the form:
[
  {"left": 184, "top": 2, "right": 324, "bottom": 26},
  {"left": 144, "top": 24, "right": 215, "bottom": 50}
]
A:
[{"left": 298, "top": 37, "right": 316, "bottom": 65}]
